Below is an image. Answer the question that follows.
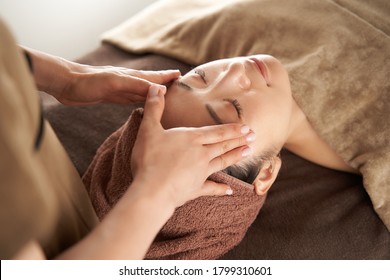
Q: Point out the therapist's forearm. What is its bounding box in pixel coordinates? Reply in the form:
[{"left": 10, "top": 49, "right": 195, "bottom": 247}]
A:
[
  {"left": 56, "top": 179, "right": 175, "bottom": 260},
  {"left": 21, "top": 46, "right": 78, "bottom": 98}
]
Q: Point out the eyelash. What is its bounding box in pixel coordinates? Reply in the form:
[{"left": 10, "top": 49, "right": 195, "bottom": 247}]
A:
[
  {"left": 232, "top": 99, "right": 243, "bottom": 117},
  {"left": 194, "top": 69, "right": 207, "bottom": 84},
  {"left": 224, "top": 98, "right": 243, "bottom": 118}
]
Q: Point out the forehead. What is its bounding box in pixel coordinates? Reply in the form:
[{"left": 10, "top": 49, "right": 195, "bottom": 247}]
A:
[{"left": 201, "top": 56, "right": 246, "bottom": 68}]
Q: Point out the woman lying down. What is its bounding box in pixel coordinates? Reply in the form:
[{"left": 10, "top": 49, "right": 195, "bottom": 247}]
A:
[{"left": 83, "top": 54, "right": 357, "bottom": 259}]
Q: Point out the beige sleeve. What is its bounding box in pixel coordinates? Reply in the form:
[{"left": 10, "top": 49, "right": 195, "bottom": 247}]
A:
[{"left": 0, "top": 18, "right": 98, "bottom": 259}]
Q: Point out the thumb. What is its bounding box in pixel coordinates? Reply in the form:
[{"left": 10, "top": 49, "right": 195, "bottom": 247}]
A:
[{"left": 142, "top": 84, "right": 167, "bottom": 126}]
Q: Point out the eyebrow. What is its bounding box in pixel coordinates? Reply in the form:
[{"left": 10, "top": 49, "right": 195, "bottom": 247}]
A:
[
  {"left": 205, "top": 104, "right": 223, "bottom": 124},
  {"left": 175, "top": 68, "right": 205, "bottom": 90},
  {"left": 175, "top": 80, "right": 193, "bottom": 91}
]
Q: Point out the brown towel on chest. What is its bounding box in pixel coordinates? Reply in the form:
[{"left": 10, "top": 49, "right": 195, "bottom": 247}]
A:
[{"left": 82, "top": 109, "right": 266, "bottom": 259}]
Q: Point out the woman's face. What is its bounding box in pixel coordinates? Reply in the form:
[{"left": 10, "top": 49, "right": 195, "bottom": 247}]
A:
[{"left": 161, "top": 54, "right": 294, "bottom": 155}]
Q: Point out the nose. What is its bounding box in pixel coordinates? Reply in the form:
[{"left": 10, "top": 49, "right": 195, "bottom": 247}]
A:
[{"left": 225, "top": 61, "right": 251, "bottom": 90}]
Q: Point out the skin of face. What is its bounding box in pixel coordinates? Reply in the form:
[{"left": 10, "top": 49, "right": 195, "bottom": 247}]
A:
[{"left": 161, "top": 54, "right": 294, "bottom": 158}]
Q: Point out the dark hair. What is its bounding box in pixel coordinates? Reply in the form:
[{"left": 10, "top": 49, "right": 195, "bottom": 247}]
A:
[{"left": 222, "top": 149, "right": 280, "bottom": 184}]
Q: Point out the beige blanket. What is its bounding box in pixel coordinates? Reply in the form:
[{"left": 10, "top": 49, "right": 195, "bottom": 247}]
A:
[{"left": 102, "top": 0, "right": 390, "bottom": 230}]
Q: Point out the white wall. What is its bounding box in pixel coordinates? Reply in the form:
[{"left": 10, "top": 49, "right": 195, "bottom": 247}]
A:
[{"left": 0, "top": 0, "right": 158, "bottom": 59}]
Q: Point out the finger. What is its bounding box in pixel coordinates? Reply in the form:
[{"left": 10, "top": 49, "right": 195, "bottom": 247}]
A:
[
  {"left": 209, "top": 146, "right": 252, "bottom": 174},
  {"left": 104, "top": 91, "right": 147, "bottom": 104},
  {"left": 199, "top": 180, "right": 234, "bottom": 197},
  {"left": 103, "top": 93, "right": 141, "bottom": 104},
  {"left": 139, "top": 85, "right": 167, "bottom": 127},
  {"left": 191, "top": 123, "right": 251, "bottom": 145},
  {"left": 125, "top": 72, "right": 178, "bottom": 95},
  {"left": 135, "top": 70, "right": 181, "bottom": 85},
  {"left": 108, "top": 70, "right": 179, "bottom": 103},
  {"left": 206, "top": 131, "right": 255, "bottom": 160},
  {"left": 115, "top": 76, "right": 153, "bottom": 96}
]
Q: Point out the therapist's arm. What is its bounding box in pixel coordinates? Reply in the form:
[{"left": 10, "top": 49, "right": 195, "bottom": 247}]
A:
[
  {"left": 14, "top": 85, "right": 253, "bottom": 259},
  {"left": 13, "top": 185, "right": 177, "bottom": 260},
  {"left": 21, "top": 46, "right": 180, "bottom": 105}
]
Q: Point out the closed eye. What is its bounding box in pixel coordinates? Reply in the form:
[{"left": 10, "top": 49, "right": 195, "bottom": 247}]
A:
[
  {"left": 194, "top": 69, "right": 206, "bottom": 84},
  {"left": 223, "top": 98, "right": 243, "bottom": 119}
]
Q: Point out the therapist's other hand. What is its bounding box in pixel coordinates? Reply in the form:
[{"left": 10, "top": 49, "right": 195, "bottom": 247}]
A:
[
  {"left": 24, "top": 46, "right": 181, "bottom": 106},
  {"left": 58, "top": 64, "right": 181, "bottom": 105},
  {"left": 131, "top": 85, "right": 254, "bottom": 209}
]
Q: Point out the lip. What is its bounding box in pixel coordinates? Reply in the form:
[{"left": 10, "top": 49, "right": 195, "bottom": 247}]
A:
[{"left": 250, "top": 58, "right": 270, "bottom": 86}]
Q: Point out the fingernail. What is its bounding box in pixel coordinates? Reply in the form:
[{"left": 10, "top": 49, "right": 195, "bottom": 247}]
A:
[
  {"left": 241, "top": 147, "right": 252, "bottom": 157},
  {"left": 241, "top": 125, "right": 250, "bottom": 134},
  {"left": 225, "top": 188, "right": 233, "bottom": 195},
  {"left": 158, "top": 85, "right": 167, "bottom": 95},
  {"left": 246, "top": 132, "right": 256, "bottom": 142},
  {"left": 149, "top": 85, "right": 159, "bottom": 98}
]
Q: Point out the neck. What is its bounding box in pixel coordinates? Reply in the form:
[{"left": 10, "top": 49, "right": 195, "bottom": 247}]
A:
[
  {"left": 282, "top": 99, "right": 357, "bottom": 173},
  {"left": 284, "top": 99, "right": 307, "bottom": 150}
]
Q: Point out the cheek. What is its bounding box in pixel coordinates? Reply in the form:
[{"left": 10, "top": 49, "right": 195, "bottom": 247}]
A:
[{"left": 243, "top": 95, "right": 291, "bottom": 152}]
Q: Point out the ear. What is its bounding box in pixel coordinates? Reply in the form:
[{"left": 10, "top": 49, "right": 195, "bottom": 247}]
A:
[{"left": 253, "top": 156, "right": 282, "bottom": 195}]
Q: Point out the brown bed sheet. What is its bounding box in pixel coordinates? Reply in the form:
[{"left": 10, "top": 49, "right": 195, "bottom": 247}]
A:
[{"left": 41, "top": 44, "right": 390, "bottom": 259}]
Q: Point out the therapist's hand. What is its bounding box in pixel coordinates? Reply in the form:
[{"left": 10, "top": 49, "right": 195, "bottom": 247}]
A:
[
  {"left": 60, "top": 65, "right": 181, "bottom": 105},
  {"left": 24, "top": 46, "right": 180, "bottom": 105},
  {"left": 131, "top": 85, "right": 255, "bottom": 209}
]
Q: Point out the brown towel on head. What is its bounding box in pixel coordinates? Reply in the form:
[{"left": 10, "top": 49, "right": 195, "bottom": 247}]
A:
[{"left": 82, "top": 109, "right": 266, "bottom": 259}]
